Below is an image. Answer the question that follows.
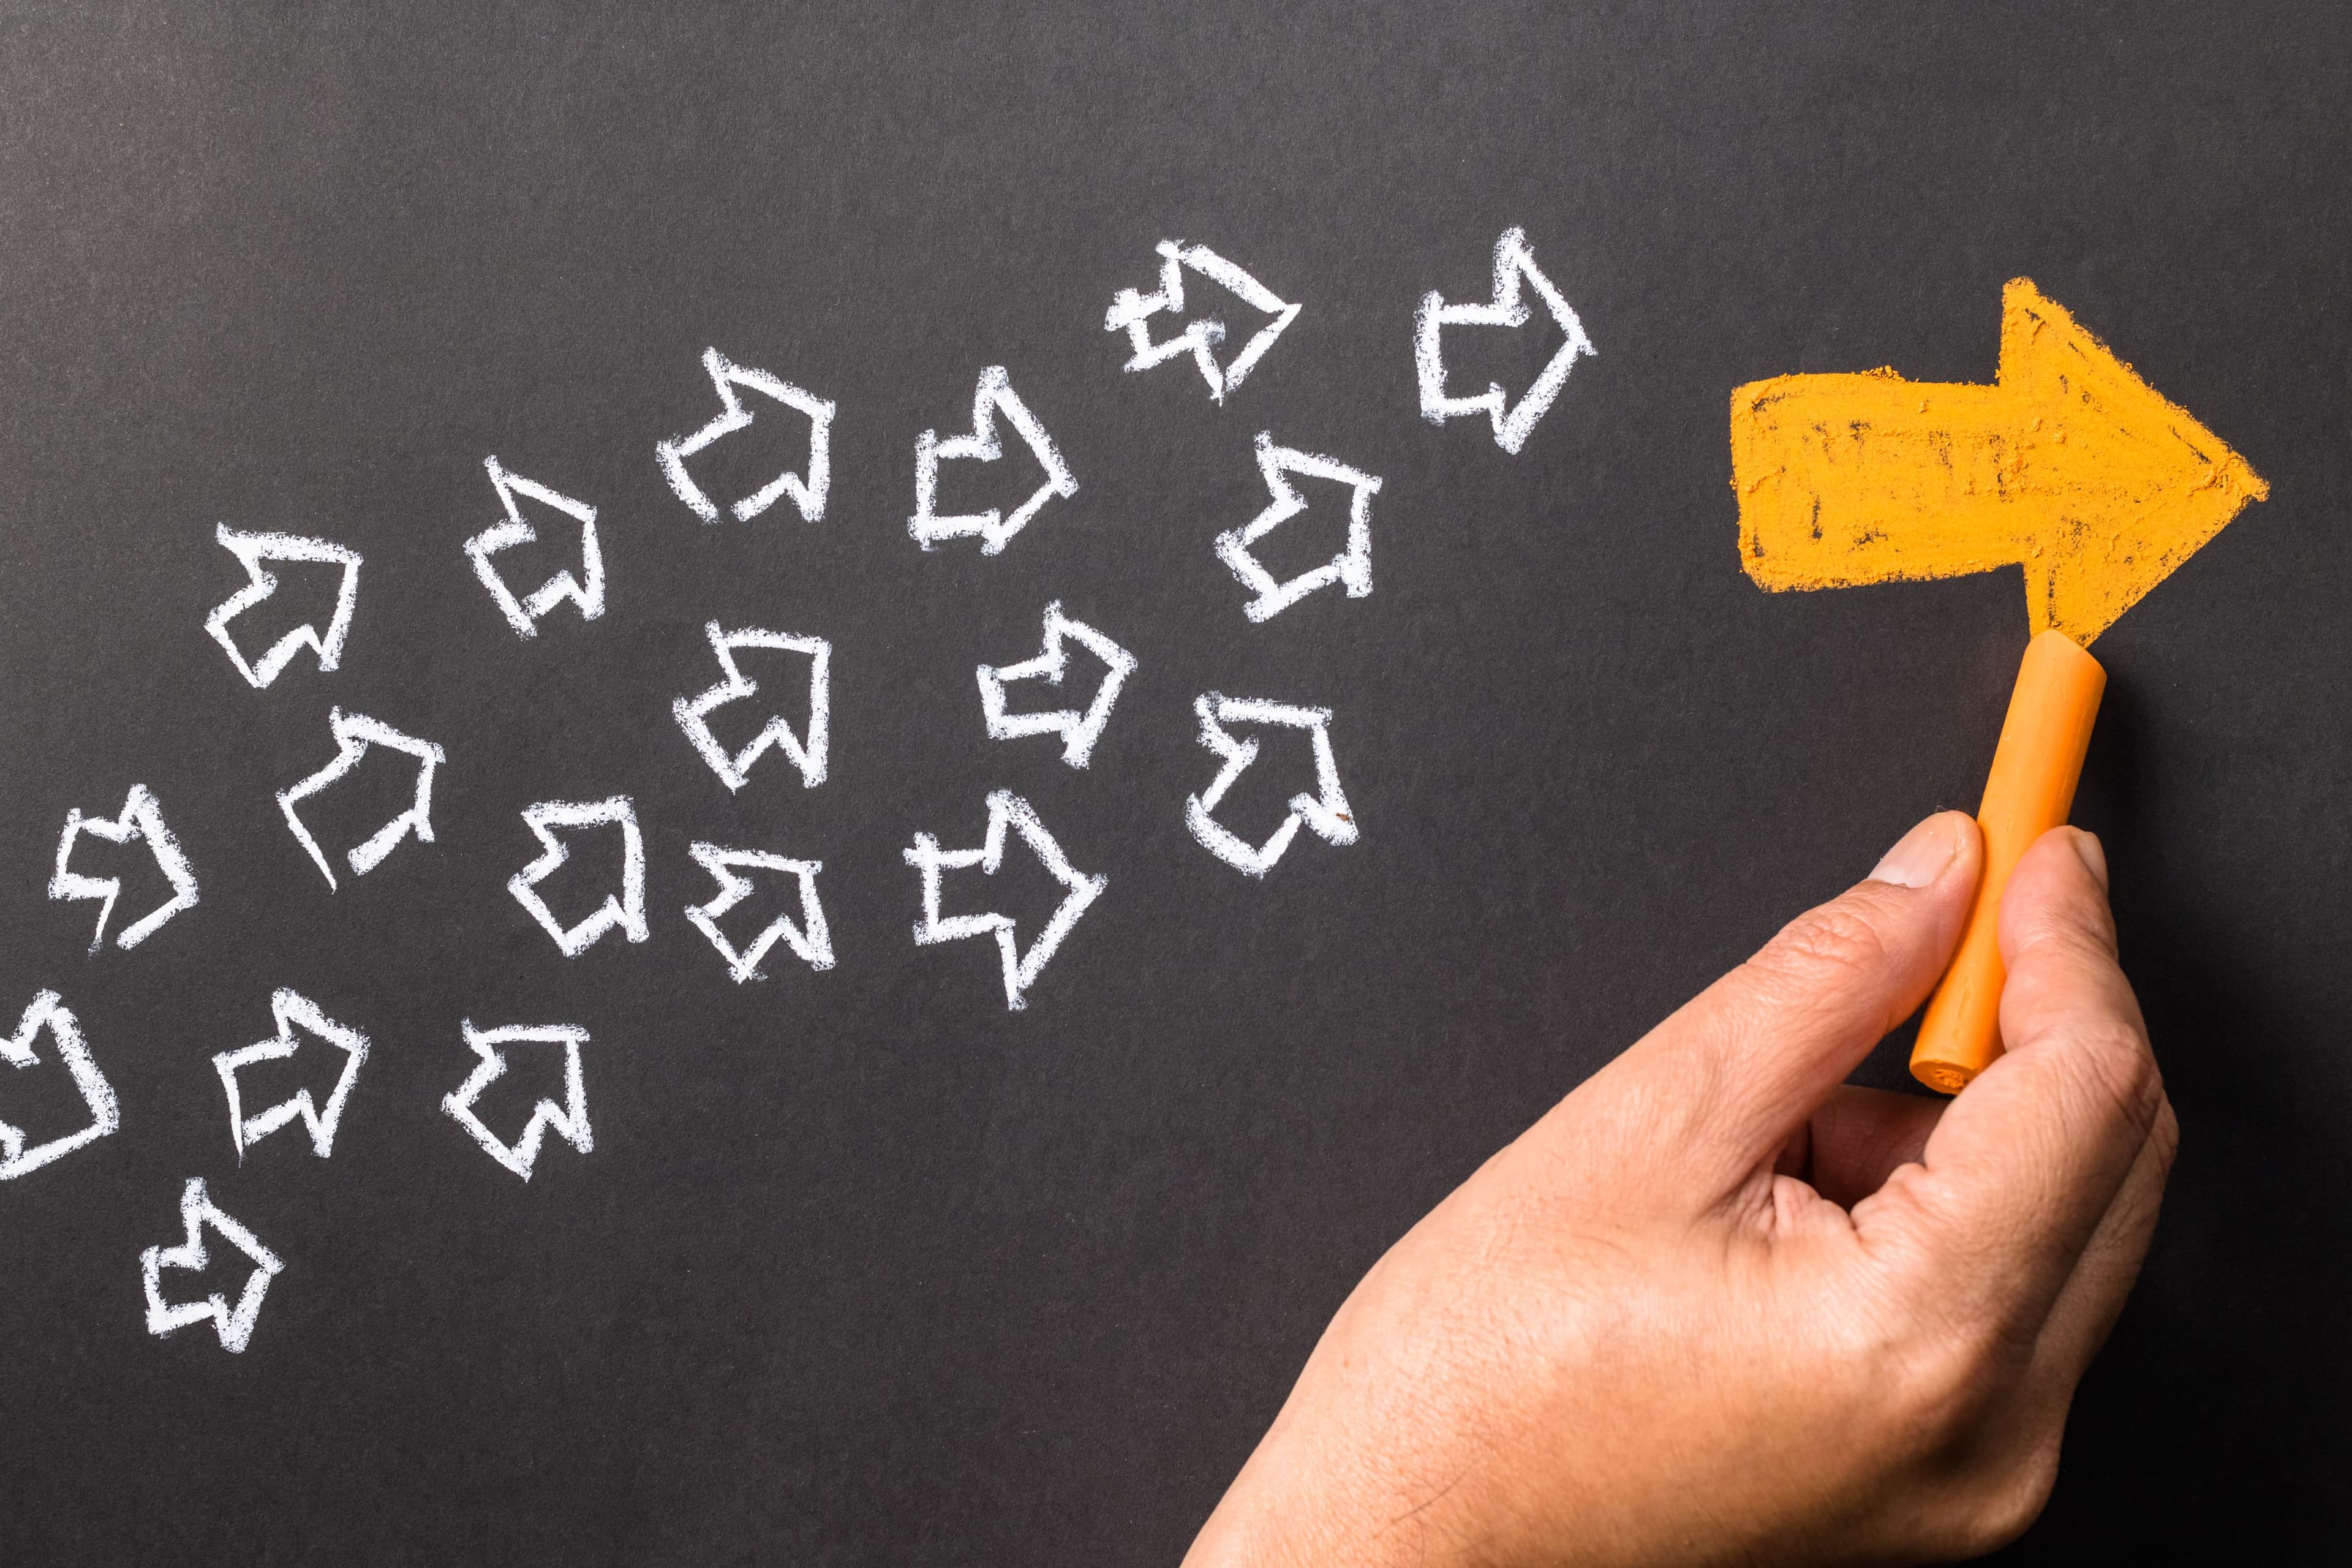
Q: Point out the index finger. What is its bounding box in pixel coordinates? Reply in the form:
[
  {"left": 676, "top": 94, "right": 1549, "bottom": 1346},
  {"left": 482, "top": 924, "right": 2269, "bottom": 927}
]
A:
[{"left": 1854, "top": 827, "right": 2165, "bottom": 1331}]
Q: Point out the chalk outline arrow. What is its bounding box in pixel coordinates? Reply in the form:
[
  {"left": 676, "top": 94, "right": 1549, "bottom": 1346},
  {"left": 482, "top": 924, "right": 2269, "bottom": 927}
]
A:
[
  {"left": 50, "top": 783, "right": 200, "bottom": 952},
  {"left": 204, "top": 525, "right": 363, "bottom": 689},
  {"left": 910, "top": 365, "right": 1079, "bottom": 554},
  {"left": 213, "top": 988, "right": 369, "bottom": 1162},
  {"left": 684, "top": 843, "right": 834, "bottom": 984},
  {"left": 276, "top": 707, "right": 446, "bottom": 890},
  {"left": 443, "top": 1020, "right": 592, "bottom": 1181},
  {"left": 673, "top": 622, "right": 831, "bottom": 792},
  {"left": 975, "top": 602, "right": 1137, "bottom": 769},
  {"left": 656, "top": 346, "right": 835, "bottom": 524},
  {"left": 1215, "top": 432, "right": 1382, "bottom": 622},
  {"left": 507, "top": 796, "right": 648, "bottom": 957},
  {"left": 1415, "top": 226, "right": 1597, "bottom": 455},
  {"left": 905, "top": 790, "right": 1105, "bottom": 1011},
  {"left": 466, "top": 456, "right": 606, "bottom": 640},
  {"left": 1184, "top": 693, "right": 1359, "bottom": 877},
  {"left": 141, "top": 1177, "right": 283, "bottom": 1354},
  {"left": 1728, "top": 277, "right": 2272, "bottom": 643},
  {"left": 0, "top": 990, "right": 119, "bottom": 1180},
  {"left": 1104, "top": 240, "right": 1302, "bottom": 402}
]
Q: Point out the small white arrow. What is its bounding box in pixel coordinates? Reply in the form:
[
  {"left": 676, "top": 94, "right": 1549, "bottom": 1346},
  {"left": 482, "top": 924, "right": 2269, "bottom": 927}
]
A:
[
  {"left": 683, "top": 843, "right": 834, "bottom": 984},
  {"left": 443, "top": 1021, "right": 592, "bottom": 1181},
  {"left": 1215, "top": 433, "right": 1382, "bottom": 622},
  {"left": 466, "top": 456, "right": 606, "bottom": 639},
  {"left": 672, "top": 622, "right": 830, "bottom": 792},
  {"left": 507, "top": 796, "right": 648, "bottom": 958},
  {"left": 212, "top": 989, "right": 368, "bottom": 1161},
  {"left": 141, "top": 1177, "right": 283, "bottom": 1354},
  {"left": 0, "top": 990, "right": 119, "bottom": 1181},
  {"left": 276, "top": 707, "right": 446, "bottom": 890},
  {"left": 1414, "top": 226, "right": 1596, "bottom": 454},
  {"left": 976, "top": 602, "right": 1137, "bottom": 769},
  {"left": 49, "top": 783, "right": 200, "bottom": 952},
  {"left": 905, "top": 790, "right": 1105, "bottom": 1011},
  {"left": 204, "top": 526, "right": 363, "bottom": 689},
  {"left": 1184, "top": 693, "right": 1359, "bottom": 877},
  {"left": 1104, "top": 240, "right": 1302, "bottom": 402},
  {"left": 656, "top": 346, "right": 835, "bottom": 524},
  {"left": 910, "top": 365, "right": 1078, "bottom": 555}
]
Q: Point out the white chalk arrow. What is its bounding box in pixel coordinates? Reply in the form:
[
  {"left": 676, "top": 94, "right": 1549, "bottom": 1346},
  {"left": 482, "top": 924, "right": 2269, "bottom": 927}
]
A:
[
  {"left": 466, "top": 456, "right": 606, "bottom": 639},
  {"left": 684, "top": 843, "right": 834, "bottom": 984},
  {"left": 910, "top": 365, "right": 1078, "bottom": 554},
  {"left": 213, "top": 989, "right": 368, "bottom": 1161},
  {"left": 443, "top": 1021, "right": 592, "bottom": 1180},
  {"left": 1215, "top": 433, "right": 1382, "bottom": 622},
  {"left": 673, "top": 622, "right": 830, "bottom": 792},
  {"left": 204, "top": 526, "right": 363, "bottom": 689},
  {"left": 1104, "top": 240, "right": 1302, "bottom": 402},
  {"left": 0, "top": 990, "right": 119, "bottom": 1180},
  {"left": 1184, "top": 693, "right": 1359, "bottom": 876},
  {"left": 1414, "top": 226, "right": 1596, "bottom": 454},
  {"left": 276, "top": 707, "right": 445, "bottom": 890},
  {"left": 976, "top": 602, "right": 1137, "bottom": 769},
  {"left": 141, "top": 1177, "right": 283, "bottom": 1354},
  {"left": 507, "top": 797, "right": 647, "bottom": 958},
  {"left": 656, "top": 347, "right": 835, "bottom": 524},
  {"left": 905, "top": 790, "right": 1104, "bottom": 1011},
  {"left": 50, "top": 783, "right": 200, "bottom": 952}
]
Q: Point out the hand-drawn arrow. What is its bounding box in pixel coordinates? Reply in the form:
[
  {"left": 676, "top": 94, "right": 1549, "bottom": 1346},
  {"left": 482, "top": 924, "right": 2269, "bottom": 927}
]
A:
[
  {"left": 141, "top": 1177, "right": 284, "bottom": 1354},
  {"left": 1729, "top": 278, "right": 2269, "bottom": 643},
  {"left": 910, "top": 365, "right": 1078, "bottom": 554},
  {"left": 1215, "top": 432, "right": 1382, "bottom": 622},
  {"left": 975, "top": 601, "right": 1137, "bottom": 769},
  {"left": 1415, "top": 226, "right": 1597, "bottom": 454},
  {"left": 672, "top": 622, "right": 831, "bottom": 792},
  {"left": 1184, "top": 693, "right": 1359, "bottom": 877},
  {"left": 656, "top": 346, "right": 835, "bottom": 524},
  {"left": 443, "top": 1021, "right": 592, "bottom": 1180},
  {"left": 1104, "top": 240, "right": 1302, "bottom": 402},
  {"left": 683, "top": 843, "right": 834, "bottom": 984},
  {"left": 466, "top": 456, "right": 606, "bottom": 639},
  {"left": 904, "top": 791, "right": 1105, "bottom": 1010},
  {"left": 506, "top": 797, "right": 648, "bottom": 957},
  {"left": 276, "top": 707, "right": 445, "bottom": 889},
  {"left": 49, "top": 783, "right": 200, "bottom": 952},
  {"left": 204, "top": 526, "right": 363, "bottom": 689},
  {"left": 213, "top": 989, "right": 369, "bottom": 1161},
  {"left": 0, "top": 990, "right": 119, "bottom": 1181}
]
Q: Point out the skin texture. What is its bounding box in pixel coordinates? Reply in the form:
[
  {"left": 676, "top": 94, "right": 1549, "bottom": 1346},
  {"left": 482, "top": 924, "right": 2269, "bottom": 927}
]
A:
[{"left": 1185, "top": 815, "right": 2177, "bottom": 1567}]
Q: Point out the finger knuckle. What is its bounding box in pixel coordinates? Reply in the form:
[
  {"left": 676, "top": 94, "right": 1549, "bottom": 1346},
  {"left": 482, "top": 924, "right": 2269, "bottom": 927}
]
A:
[
  {"left": 2067, "top": 1022, "right": 2165, "bottom": 1141},
  {"left": 1749, "top": 899, "right": 1898, "bottom": 996},
  {"left": 1923, "top": 1435, "right": 2064, "bottom": 1558}
]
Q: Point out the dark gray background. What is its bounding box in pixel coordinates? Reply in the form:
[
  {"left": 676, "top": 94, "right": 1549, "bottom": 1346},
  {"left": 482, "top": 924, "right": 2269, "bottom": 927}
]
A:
[{"left": 0, "top": 3, "right": 2342, "bottom": 1562}]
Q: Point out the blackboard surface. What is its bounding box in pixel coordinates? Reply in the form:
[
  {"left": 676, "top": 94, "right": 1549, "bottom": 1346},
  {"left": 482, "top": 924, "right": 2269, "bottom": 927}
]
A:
[{"left": 1, "top": 4, "right": 2344, "bottom": 1562}]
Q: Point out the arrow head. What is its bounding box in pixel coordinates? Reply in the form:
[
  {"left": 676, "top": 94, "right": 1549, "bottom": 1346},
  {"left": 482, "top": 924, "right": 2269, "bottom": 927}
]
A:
[{"left": 1997, "top": 278, "right": 2269, "bottom": 641}]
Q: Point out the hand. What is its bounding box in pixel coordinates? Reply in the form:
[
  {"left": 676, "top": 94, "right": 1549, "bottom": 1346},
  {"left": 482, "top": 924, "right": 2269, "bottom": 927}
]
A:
[{"left": 1184, "top": 814, "right": 2177, "bottom": 1567}]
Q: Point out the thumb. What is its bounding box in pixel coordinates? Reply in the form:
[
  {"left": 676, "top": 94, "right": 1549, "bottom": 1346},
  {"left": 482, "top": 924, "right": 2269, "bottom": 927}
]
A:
[{"left": 1594, "top": 812, "right": 1982, "bottom": 1204}]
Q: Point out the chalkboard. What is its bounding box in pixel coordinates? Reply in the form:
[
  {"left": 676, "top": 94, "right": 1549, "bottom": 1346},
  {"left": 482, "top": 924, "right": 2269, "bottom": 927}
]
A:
[{"left": 1, "top": 5, "right": 2343, "bottom": 1562}]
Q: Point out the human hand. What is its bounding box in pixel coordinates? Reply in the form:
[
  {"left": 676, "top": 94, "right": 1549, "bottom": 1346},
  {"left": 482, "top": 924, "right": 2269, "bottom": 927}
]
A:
[{"left": 1185, "top": 813, "right": 2177, "bottom": 1567}]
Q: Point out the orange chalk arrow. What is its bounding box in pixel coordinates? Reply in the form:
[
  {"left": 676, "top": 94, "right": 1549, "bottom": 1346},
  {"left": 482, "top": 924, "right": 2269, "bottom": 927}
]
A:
[{"left": 1730, "top": 279, "right": 2267, "bottom": 642}]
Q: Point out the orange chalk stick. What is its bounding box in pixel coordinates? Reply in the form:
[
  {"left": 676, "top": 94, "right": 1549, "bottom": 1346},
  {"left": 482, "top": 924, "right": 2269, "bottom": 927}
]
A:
[{"left": 1910, "top": 630, "right": 2106, "bottom": 1094}]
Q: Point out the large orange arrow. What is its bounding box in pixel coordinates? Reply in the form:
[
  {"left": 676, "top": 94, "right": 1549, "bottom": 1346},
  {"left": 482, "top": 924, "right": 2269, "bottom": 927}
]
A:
[{"left": 1730, "top": 278, "right": 2267, "bottom": 642}]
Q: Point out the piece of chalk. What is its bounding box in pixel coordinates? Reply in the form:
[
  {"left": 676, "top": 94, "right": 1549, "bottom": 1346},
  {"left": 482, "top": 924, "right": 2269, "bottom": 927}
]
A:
[{"left": 1910, "top": 629, "right": 2106, "bottom": 1095}]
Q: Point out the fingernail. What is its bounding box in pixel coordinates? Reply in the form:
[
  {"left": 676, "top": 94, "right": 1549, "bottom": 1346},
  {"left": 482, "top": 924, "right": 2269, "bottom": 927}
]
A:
[
  {"left": 1870, "top": 813, "right": 1963, "bottom": 889},
  {"left": 2070, "top": 828, "right": 2109, "bottom": 892}
]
